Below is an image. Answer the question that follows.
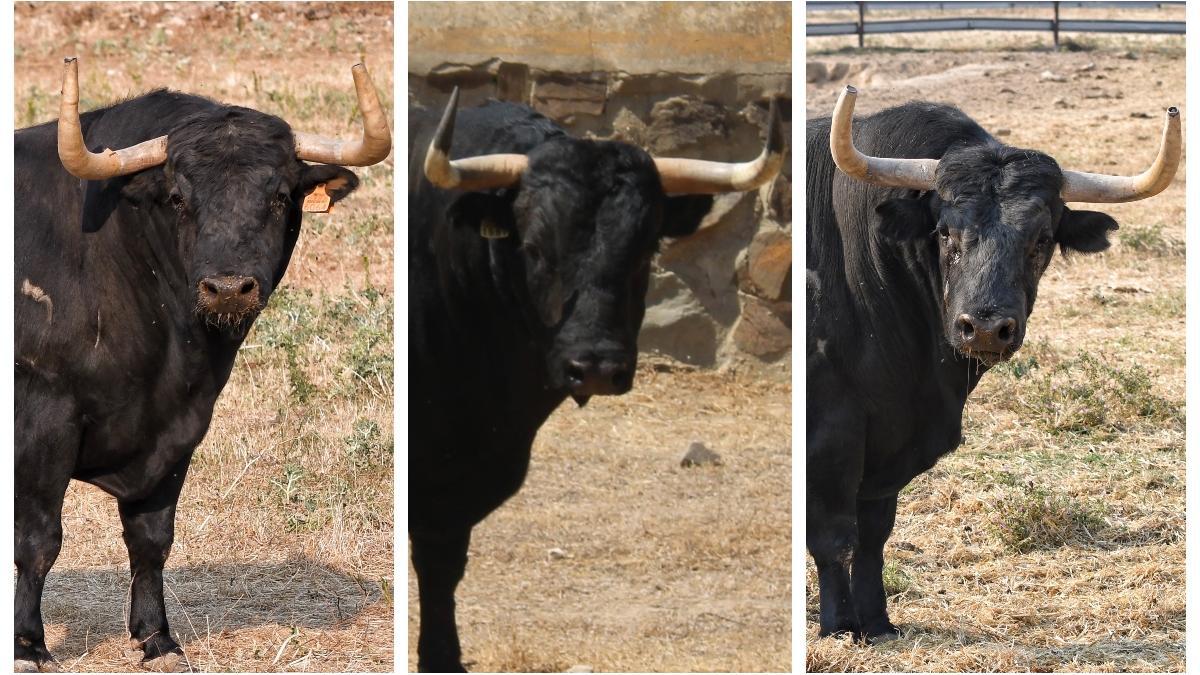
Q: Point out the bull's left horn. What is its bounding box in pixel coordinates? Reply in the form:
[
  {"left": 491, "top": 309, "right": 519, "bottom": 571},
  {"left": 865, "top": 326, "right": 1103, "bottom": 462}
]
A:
[
  {"left": 423, "top": 87, "right": 528, "bottom": 191},
  {"left": 293, "top": 63, "right": 392, "bottom": 166},
  {"left": 58, "top": 57, "right": 168, "bottom": 180},
  {"left": 654, "top": 97, "right": 787, "bottom": 194},
  {"left": 830, "top": 85, "right": 938, "bottom": 191},
  {"left": 1060, "top": 106, "right": 1181, "bottom": 203}
]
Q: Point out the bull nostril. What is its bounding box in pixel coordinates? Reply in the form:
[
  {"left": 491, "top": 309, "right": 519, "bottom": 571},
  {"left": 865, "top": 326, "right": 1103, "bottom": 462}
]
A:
[
  {"left": 956, "top": 314, "right": 975, "bottom": 342},
  {"left": 997, "top": 319, "right": 1015, "bottom": 344},
  {"left": 202, "top": 281, "right": 220, "bottom": 296},
  {"left": 239, "top": 279, "right": 257, "bottom": 295},
  {"left": 565, "top": 360, "right": 588, "bottom": 385}
]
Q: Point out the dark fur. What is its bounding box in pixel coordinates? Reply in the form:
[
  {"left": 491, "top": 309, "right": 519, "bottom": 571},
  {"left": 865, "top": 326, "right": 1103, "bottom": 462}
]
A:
[
  {"left": 14, "top": 89, "right": 360, "bottom": 667},
  {"left": 806, "top": 102, "right": 1117, "bottom": 640},
  {"left": 409, "top": 99, "right": 713, "bottom": 672}
]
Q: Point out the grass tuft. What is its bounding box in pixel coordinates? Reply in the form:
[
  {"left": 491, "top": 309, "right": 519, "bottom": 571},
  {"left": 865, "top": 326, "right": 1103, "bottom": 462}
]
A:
[
  {"left": 1120, "top": 223, "right": 1185, "bottom": 257},
  {"left": 992, "top": 484, "right": 1108, "bottom": 553}
]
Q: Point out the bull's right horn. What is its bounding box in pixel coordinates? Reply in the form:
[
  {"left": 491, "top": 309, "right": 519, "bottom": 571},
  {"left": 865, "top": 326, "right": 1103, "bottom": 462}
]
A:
[
  {"left": 58, "top": 57, "right": 168, "bottom": 180},
  {"left": 830, "top": 85, "right": 938, "bottom": 191},
  {"left": 423, "top": 87, "right": 528, "bottom": 191}
]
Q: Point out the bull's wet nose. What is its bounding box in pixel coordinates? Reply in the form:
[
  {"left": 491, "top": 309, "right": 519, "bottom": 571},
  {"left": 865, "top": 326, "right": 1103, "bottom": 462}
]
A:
[
  {"left": 198, "top": 275, "right": 260, "bottom": 315},
  {"left": 955, "top": 313, "right": 1017, "bottom": 353},
  {"left": 565, "top": 357, "right": 634, "bottom": 396}
]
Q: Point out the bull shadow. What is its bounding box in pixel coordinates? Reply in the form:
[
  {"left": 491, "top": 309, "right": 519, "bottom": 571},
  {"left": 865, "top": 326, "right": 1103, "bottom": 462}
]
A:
[{"left": 40, "top": 556, "right": 386, "bottom": 660}]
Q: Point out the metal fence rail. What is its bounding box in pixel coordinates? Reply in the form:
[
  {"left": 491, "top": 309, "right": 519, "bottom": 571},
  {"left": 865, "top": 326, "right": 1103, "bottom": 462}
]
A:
[{"left": 806, "top": 1, "right": 1185, "bottom": 47}]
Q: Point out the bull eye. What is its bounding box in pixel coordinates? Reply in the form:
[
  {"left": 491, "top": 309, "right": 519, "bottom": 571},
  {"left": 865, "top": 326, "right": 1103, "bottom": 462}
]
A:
[
  {"left": 523, "top": 243, "right": 547, "bottom": 268},
  {"left": 168, "top": 192, "right": 185, "bottom": 210}
]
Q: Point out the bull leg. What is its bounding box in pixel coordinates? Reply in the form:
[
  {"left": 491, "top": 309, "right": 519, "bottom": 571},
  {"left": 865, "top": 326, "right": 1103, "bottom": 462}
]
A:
[
  {"left": 852, "top": 495, "right": 901, "bottom": 642},
  {"left": 117, "top": 455, "right": 192, "bottom": 671},
  {"left": 411, "top": 527, "right": 471, "bottom": 673},
  {"left": 806, "top": 508, "right": 858, "bottom": 637},
  {"left": 14, "top": 480, "right": 70, "bottom": 672},
  {"left": 806, "top": 380, "right": 865, "bottom": 638},
  {"left": 15, "top": 389, "right": 77, "bottom": 672}
]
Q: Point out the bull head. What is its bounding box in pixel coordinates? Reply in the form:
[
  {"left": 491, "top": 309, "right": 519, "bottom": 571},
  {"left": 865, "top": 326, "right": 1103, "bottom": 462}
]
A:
[
  {"left": 422, "top": 87, "right": 786, "bottom": 194},
  {"left": 56, "top": 57, "right": 392, "bottom": 179}
]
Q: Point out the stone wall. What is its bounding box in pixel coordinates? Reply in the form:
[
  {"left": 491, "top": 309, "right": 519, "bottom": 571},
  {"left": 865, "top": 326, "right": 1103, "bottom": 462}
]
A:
[{"left": 409, "top": 2, "right": 792, "bottom": 370}]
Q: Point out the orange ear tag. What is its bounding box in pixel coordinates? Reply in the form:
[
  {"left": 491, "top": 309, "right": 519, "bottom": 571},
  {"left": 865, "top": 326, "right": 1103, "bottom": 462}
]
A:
[{"left": 302, "top": 183, "right": 332, "bottom": 213}]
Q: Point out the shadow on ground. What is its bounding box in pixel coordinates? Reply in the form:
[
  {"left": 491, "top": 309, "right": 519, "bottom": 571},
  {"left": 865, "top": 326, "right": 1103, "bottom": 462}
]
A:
[{"left": 41, "top": 556, "right": 385, "bottom": 660}]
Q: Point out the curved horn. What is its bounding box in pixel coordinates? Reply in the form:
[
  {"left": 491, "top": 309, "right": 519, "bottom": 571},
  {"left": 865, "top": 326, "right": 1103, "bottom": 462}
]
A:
[
  {"left": 423, "top": 87, "right": 528, "bottom": 191},
  {"left": 830, "top": 85, "right": 938, "bottom": 191},
  {"left": 654, "top": 97, "right": 786, "bottom": 194},
  {"left": 1060, "top": 107, "right": 1181, "bottom": 203},
  {"left": 58, "top": 57, "right": 168, "bottom": 180},
  {"left": 293, "top": 63, "right": 393, "bottom": 166}
]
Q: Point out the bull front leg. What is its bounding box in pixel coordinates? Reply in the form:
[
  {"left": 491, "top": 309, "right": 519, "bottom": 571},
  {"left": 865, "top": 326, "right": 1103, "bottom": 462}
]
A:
[
  {"left": 411, "top": 527, "right": 471, "bottom": 673},
  {"left": 852, "top": 495, "right": 901, "bottom": 642},
  {"left": 117, "top": 454, "right": 192, "bottom": 672},
  {"left": 15, "top": 387, "right": 78, "bottom": 673}
]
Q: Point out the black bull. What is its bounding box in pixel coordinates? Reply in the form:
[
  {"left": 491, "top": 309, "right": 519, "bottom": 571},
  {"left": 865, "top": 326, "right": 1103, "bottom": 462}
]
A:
[
  {"left": 806, "top": 88, "right": 1179, "bottom": 642},
  {"left": 14, "top": 60, "right": 390, "bottom": 671},
  {"left": 409, "top": 93, "right": 786, "bottom": 672}
]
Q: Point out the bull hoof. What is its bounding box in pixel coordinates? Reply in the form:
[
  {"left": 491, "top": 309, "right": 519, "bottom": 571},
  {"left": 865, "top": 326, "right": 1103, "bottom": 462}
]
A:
[
  {"left": 13, "top": 658, "right": 58, "bottom": 673},
  {"left": 418, "top": 661, "right": 467, "bottom": 673},
  {"left": 861, "top": 621, "right": 902, "bottom": 645},
  {"left": 141, "top": 651, "right": 191, "bottom": 673}
]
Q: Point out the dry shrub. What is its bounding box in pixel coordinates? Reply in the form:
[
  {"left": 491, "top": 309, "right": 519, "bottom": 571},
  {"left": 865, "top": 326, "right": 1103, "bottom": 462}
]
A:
[
  {"left": 990, "top": 484, "right": 1107, "bottom": 553},
  {"left": 1001, "top": 353, "right": 1180, "bottom": 437}
]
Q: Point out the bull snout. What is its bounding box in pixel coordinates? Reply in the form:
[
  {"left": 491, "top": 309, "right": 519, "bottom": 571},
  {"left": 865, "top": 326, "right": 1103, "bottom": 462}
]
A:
[
  {"left": 955, "top": 312, "right": 1019, "bottom": 359},
  {"left": 197, "top": 275, "right": 261, "bottom": 318},
  {"left": 563, "top": 354, "right": 634, "bottom": 397}
]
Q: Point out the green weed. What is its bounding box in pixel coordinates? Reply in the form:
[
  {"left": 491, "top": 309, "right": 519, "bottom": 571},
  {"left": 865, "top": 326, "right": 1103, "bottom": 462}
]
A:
[
  {"left": 1120, "top": 223, "right": 1184, "bottom": 257},
  {"left": 992, "top": 483, "right": 1108, "bottom": 553}
]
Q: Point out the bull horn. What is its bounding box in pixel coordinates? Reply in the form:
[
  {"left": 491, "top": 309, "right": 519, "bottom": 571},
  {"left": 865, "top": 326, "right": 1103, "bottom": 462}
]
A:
[
  {"left": 58, "top": 57, "right": 168, "bottom": 180},
  {"left": 293, "top": 63, "right": 392, "bottom": 166},
  {"left": 654, "top": 97, "right": 786, "bottom": 194},
  {"left": 423, "top": 87, "right": 528, "bottom": 191},
  {"left": 830, "top": 85, "right": 938, "bottom": 191},
  {"left": 1060, "top": 107, "right": 1181, "bottom": 203}
]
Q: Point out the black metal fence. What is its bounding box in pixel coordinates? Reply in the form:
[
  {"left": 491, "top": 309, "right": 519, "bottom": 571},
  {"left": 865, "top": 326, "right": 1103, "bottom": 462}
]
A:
[{"left": 806, "top": 1, "right": 1185, "bottom": 48}]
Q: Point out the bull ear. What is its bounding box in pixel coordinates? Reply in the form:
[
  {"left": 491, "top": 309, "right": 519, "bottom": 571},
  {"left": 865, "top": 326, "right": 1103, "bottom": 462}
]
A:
[
  {"left": 446, "top": 193, "right": 516, "bottom": 239},
  {"left": 873, "top": 196, "right": 934, "bottom": 242},
  {"left": 1057, "top": 207, "right": 1117, "bottom": 255},
  {"left": 298, "top": 164, "right": 359, "bottom": 205},
  {"left": 660, "top": 195, "right": 715, "bottom": 239}
]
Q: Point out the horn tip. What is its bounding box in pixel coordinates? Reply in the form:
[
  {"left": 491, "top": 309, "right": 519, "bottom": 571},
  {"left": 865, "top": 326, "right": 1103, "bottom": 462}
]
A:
[
  {"left": 63, "top": 56, "right": 78, "bottom": 64},
  {"left": 844, "top": 84, "right": 858, "bottom": 95},
  {"left": 1167, "top": 106, "right": 1179, "bottom": 117}
]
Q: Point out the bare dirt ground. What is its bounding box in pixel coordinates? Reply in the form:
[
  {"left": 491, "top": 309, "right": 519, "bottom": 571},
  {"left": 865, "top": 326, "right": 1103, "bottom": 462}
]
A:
[
  {"left": 405, "top": 360, "right": 792, "bottom": 672},
  {"left": 806, "top": 17, "right": 1184, "bottom": 675},
  {"left": 15, "top": 2, "right": 394, "bottom": 671}
]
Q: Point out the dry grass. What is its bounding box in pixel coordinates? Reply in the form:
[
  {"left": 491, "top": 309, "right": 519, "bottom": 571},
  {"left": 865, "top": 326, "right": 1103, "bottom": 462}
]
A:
[
  {"left": 805, "top": 29, "right": 1184, "bottom": 674},
  {"left": 15, "top": 2, "right": 394, "bottom": 671},
  {"left": 406, "top": 360, "right": 792, "bottom": 672}
]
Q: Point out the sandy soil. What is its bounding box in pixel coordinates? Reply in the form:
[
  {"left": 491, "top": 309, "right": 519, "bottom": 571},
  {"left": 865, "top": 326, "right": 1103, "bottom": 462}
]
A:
[
  {"left": 805, "top": 25, "right": 1184, "bottom": 675},
  {"left": 406, "top": 360, "right": 793, "bottom": 672}
]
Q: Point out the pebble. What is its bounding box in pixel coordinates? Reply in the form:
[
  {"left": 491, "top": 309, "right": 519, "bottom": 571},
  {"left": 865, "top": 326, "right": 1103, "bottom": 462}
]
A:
[{"left": 680, "top": 441, "right": 722, "bottom": 468}]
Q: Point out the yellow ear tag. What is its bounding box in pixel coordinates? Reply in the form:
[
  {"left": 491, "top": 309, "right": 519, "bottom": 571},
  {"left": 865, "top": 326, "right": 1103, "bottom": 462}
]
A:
[
  {"left": 480, "top": 219, "right": 510, "bottom": 239},
  {"left": 302, "top": 183, "right": 332, "bottom": 213}
]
